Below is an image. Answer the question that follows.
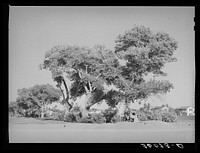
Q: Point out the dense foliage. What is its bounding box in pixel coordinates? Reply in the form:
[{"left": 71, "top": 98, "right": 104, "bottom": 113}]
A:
[
  {"left": 137, "top": 103, "right": 177, "bottom": 122},
  {"left": 9, "top": 101, "right": 22, "bottom": 117},
  {"left": 113, "top": 25, "right": 177, "bottom": 102},
  {"left": 103, "top": 107, "right": 120, "bottom": 123},
  {"left": 78, "top": 113, "right": 106, "bottom": 124},
  {"left": 16, "top": 84, "right": 62, "bottom": 118}
]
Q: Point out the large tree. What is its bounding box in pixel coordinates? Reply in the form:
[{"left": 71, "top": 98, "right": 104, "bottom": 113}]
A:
[
  {"left": 40, "top": 25, "right": 178, "bottom": 119},
  {"left": 16, "top": 84, "right": 62, "bottom": 118}
]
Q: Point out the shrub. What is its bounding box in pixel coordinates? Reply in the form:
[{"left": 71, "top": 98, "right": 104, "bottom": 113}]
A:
[
  {"left": 137, "top": 111, "right": 148, "bottom": 121},
  {"left": 47, "top": 105, "right": 82, "bottom": 122},
  {"left": 160, "top": 111, "right": 177, "bottom": 123},
  {"left": 64, "top": 112, "right": 77, "bottom": 122},
  {"left": 111, "top": 115, "right": 121, "bottom": 123},
  {"left": 151, "top": 111, "right": 162, "bottom": 121},
  {"left": 91, "top": 113, "right": 106, "bottom": 124},
  {"left": 137, "top": 109, "right": 176, "bottom": 122},
  {"left": 63, "top": 109, "right": 82, "bottom": 122},
  {"left": 137, "top": 110, "right": 155, "bottom": 121},
  {"left": 78, "top": 113, "right": 106, "bottom": 124},
  {"left": 9, "top": 101, "right": 20, "bottom": 117},
  {"left": 78, "top": 116, "right": 94, "bottom": 123},
  {"left": 103, "top": 108, "right": 118, "bottom": 123},
  {"left": 48, "top": 110, "right": 65, "bottom": 121},
  {"left": 28, "top": 109, "right": 41, "bottom": 118},
  {"left": 72, "top": 105, "right": 81, "bottom": 112}
]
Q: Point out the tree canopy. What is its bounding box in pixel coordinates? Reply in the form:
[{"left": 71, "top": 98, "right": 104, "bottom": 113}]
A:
[
  {"left": 111, "top": 25, "right": 177, "bottom": 102},
  {"left": 16, "top": 84, "right": 62, "bottom": 117},
  {"left": 40, "top": 44, "right": 120, "bottom": 109}
]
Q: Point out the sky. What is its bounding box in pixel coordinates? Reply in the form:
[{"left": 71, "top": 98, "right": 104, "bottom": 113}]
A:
[{"left": 9, "top": 6, "right": 195, "bottom": 108}]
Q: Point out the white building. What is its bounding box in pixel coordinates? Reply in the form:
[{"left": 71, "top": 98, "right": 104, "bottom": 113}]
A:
[{"left": 176, "top": 106, "right": 195, "bottom": 116}]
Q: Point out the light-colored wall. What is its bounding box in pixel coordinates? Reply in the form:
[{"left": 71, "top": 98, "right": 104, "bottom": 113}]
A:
[{"left": 186, "top": 107, "right": 195, "bottom": 116}]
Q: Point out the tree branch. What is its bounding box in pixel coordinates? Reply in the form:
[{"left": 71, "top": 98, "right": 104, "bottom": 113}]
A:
[
  {"left": 62, "top": 77, "right": 69, "bottom": 101},
  {"left": 92, "top": 86, "right": 96, "bottom": 90},
  {"left": 96, "top": 73, "right": 101, "bottom": 78},
  {"left": 89, "top": 97, "right": 105, "bottom": 109},
  {"left": 88, "top": 81, "right": 92, "bottom": 92},
  {"left": 108, "top": 65, "right": 134, "bottom": 92},
  {"left": 61, "top": 77, "right": 73, "bottom": 109},
  {"left": 58, "top": 86, "right": 65, "bottom": 101},
  {"left": 84, "top": 84, "right": 90, "bottom": 94},
  {"left": 85, "top": 65, "right": 88, "bottom": 74},
  {"left": 78, "top": 71, "right": 83, "bottom": 79}
]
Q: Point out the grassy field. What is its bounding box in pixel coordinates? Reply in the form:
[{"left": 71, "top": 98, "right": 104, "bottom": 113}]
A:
[{"left": 9, "top": 116, "right": 195, "bottom": 143}]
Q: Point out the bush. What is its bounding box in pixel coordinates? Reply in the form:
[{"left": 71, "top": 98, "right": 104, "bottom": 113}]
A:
[
  {"left": 111, "top": 115, "right": 121, "bottom": 123},
  {"left": 160, "top": 111, "right": 177, "bottom": 123},
  {"left": 64, "top": 113, "right": 77, "bottom": 122},
  {"left": 151, "top": 111, "right": 162, "bottom": 121},
  {"left": 46, "top": 110, "right": 65, "bottom": 121},
  {"left": 78, "top": 113, "right": 106, "bottom": 124},
  {"left": 103, "top": 108, "right": 118, "bottom": 123},
  {"left": 63, "top": 106, "right": 106, "bottom": 124},
  {"left": 9, "top": 101, "right": 20, "bottom": 117},
  {"left": 91, "top": 113, "right": 106, "bottom": 124},
  {"left": 78, "top": 116, "right": 94, "bottom": 123},
  {"left": 64, "top": 107, "right": 82, "bottom": 122},
  {"left": 137, "top": 109, "right": 176, "bottom": 122},
  {"left": 137, "top": 111, "right": 148, "bottom": 121},
  {"left": 47, "top": 105, "right": 82, "bottom": 122},
  {"left": 137, "top": 110, "right": 161, "bottom": 121},
  {"left": 71, "top": 105, "right": 81, "bottom": 113}
]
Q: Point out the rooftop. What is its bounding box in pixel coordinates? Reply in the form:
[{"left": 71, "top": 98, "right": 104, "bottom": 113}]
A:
[{"left": 176, "top": 106, "right": 195, "bottom": 110}]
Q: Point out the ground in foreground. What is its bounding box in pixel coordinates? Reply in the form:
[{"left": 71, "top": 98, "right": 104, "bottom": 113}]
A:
[{"left": 9, "top": 117, "right": 195, "bottom": 143}]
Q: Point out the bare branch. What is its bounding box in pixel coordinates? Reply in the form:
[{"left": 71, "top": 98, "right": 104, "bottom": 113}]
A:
[
  {"left": 88, "top": 81, "right": 92, "bottom": 92},
  {"left": 78, "top": 71, "right": 83, "bottom": 79},
  {"left": 58, "top": 85, "right": 65, "bottom": 101},
  {"left": 84, "top": 84, "right": 90, "bottom": 94},
  {"left": 96, "top": 73, "right": 101, "bottom": 78},
  {"left": 85, "top": 65, "right": 88, "bottom": 74}
]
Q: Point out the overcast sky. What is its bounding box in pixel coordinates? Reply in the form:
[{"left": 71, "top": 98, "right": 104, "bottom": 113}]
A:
[{"left": 9, "top": 6, "right": 195, "bottom": 108}]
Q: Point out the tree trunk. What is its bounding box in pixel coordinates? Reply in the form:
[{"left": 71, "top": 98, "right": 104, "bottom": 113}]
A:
[
  {"left": 62, "top": 77, "right": 70, "bottom": 103},
  {"left": 63, "top": 100, "right": 73, "bottom": 121},
  {"left": 78, "top": 92, "right": 93, "bottom": 118},
  {"left": 58, "top": 86, "right": 65, "bottom": 102},
  {"left": 60, "top": 77, "right": 74, "bottom": 121},
  {"left": 41, "top": 112, "right": 44, "bottom": 118},
  {"left": 80, "top": 107, "right": 90, "bottom": 118},
  {"left": 41, "top": 106, "right": 45, "bottom": 119},
  {"left": 78, "top": 91, "right": 104, "bottom": 118}
]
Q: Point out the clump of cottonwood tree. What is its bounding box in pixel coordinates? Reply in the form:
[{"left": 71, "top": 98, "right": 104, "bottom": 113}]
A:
[
  {"left": 15, "top": 84, "right": 62, "bottom": 118},
  {"left": 38, "top": 25, "right": 178, "bottom": 121}
]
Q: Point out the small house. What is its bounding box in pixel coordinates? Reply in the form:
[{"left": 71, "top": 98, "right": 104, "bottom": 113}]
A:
[{"left": 176, "top": 106, "right": 195, "bottom": 116}]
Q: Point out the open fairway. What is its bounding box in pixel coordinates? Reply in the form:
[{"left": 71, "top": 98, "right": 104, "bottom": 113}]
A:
[{"left": 9, "top": 117, "right": 195, "bottom": 143}]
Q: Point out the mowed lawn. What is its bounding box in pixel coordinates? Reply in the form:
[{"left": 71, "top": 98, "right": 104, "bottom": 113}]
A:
[{"left": 9, "top": 116, "right": 195, "bottom": 143}]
